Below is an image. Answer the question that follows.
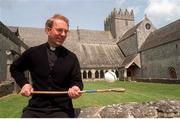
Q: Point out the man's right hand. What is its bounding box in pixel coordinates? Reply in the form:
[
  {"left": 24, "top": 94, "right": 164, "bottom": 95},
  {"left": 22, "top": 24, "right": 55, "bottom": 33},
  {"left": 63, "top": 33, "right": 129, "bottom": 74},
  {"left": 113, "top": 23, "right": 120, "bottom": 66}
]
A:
[{"left": 20, "top": 84, "right": 33, "bottom": 97}]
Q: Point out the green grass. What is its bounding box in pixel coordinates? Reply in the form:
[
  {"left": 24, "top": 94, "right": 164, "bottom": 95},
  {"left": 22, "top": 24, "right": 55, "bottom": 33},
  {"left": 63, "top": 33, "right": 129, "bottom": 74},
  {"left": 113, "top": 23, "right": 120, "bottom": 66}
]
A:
[{"left": 0, "top": 81, "right": 180, "bottom": 117}]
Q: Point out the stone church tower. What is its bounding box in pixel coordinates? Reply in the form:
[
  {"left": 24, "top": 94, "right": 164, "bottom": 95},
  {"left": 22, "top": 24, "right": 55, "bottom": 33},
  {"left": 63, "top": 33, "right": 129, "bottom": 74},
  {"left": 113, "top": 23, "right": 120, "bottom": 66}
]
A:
[{"left": 104, "top": 8, "right": 135, "bottom": 40}]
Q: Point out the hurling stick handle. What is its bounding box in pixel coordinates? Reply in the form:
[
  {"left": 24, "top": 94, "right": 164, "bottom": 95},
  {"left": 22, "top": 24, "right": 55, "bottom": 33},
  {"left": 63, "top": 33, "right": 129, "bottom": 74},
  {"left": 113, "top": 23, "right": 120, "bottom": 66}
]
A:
[
  {"left": 31, "top": 88, "right": 125, "bottom": 94},
  {"left": 31, "top": 91, "right": 68, "bottom": 94},
  {"left": 31, "top": 90, "right": 97, "bottom": 94}
]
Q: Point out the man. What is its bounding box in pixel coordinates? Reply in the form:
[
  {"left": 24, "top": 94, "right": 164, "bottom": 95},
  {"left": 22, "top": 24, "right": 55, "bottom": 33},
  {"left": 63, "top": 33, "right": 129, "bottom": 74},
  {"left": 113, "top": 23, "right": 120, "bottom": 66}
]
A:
[{"left": 10, "top": 14, "right": 83, "bottom": 118}]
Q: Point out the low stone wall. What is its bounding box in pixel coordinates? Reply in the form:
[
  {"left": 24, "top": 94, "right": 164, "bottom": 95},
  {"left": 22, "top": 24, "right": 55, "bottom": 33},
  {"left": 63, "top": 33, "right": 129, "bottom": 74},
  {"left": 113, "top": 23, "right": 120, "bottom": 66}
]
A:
[
  {"left": 0, "top": 81, "right": 14, "bottom": 97},
  {"left": 135, "top": 78, "right": 180, "bottom": 84},
  {"left": 119, "top": 78, "right": 180, "bottom": 84},
  {"left": 76, "top": 100, "right": 180, "bottom": 118}
]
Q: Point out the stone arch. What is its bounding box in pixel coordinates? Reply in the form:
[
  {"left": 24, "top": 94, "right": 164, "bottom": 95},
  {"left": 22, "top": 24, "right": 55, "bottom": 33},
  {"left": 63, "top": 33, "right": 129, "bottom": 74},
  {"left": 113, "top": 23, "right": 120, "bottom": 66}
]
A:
[
  {"left": 95, "top": 70, "right": 99, "bottom": 78},
  {"left": 88, "top": 70, "right": 92, "bottom": 79},
  {"left": 168, "top": 67, "right": 177, "bottom": 80},
  {"left": 83, "top": 71, "right": 87, "bottom": 79},
  {"left": 100, "top": 70, "right": 104, "bottom": 78}
]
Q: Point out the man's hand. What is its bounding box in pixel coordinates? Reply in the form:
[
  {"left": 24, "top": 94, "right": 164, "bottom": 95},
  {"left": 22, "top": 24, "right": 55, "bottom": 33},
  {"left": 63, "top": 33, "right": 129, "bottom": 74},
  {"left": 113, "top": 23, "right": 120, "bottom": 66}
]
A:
[
  {"left": 20, "top": 84, "right": 33, "bottom": 97},
  {"left": 68, "top": 86, "right": 82, "bottom": 99}
]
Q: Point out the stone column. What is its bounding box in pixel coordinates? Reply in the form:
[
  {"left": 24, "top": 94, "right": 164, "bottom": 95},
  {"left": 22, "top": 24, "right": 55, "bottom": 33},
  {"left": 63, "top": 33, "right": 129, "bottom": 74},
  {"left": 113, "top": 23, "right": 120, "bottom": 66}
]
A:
[
  {"left": 124, "top": 68, "right": 127, "bottom": 81},
  {"left": 97, "top": 70, "right": 100, "bottom": 79},
  {"left": 103, "top": 70, "right": 106, "bottom": 79},
  {"left": 81, "top": 70, "right": 84, "bottom": 80},
  {"left": 91, "top": 69, "right": 96, "bottom": 80},
  {"left": 86, "top": 70, "right": 88, "bottom": 79}
]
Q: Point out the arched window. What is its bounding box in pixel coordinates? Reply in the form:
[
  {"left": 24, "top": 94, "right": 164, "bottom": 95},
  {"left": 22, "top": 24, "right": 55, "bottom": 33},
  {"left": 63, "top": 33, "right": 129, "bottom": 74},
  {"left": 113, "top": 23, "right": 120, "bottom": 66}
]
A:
[
  {"left": 88, "top": 70, "right": 92, "bottom": 79},
  {"left": 83, "top": 71, "right": 87, "bottom": 79},
  {"left": 95, "top": 70, "right": 99, "bottom": 78},
  {"left": 168, "top": 67, "right": 177, "bottom": 80},
  {"left": 100, "top": 70, "right": 104, "bottom": 78}
]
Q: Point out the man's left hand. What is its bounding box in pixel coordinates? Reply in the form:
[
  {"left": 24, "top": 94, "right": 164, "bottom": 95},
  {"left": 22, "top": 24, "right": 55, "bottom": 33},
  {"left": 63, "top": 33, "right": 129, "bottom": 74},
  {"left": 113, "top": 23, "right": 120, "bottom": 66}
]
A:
[{"left": 68, "top": 86, "right": 82, "bottom": 99}]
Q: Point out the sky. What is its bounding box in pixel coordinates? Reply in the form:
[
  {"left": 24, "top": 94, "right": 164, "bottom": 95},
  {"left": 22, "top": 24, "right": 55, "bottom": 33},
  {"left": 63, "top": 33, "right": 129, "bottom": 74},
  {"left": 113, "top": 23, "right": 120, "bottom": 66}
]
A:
[{"left": 0, "top": 0, "right": 180, "bottom": 30}]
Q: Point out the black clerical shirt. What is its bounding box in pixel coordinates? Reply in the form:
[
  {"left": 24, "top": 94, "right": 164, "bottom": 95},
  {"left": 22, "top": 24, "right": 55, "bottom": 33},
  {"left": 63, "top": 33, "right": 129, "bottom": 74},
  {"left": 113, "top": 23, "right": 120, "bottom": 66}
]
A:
[{"left": 10, "top": 43, "right": 83, "bottom": 116}]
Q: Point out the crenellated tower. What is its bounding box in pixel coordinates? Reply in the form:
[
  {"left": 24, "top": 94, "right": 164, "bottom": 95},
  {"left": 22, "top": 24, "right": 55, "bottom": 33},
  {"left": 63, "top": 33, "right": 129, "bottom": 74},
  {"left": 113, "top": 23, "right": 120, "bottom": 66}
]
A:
[{"left": 104, "top": 8, "right": 135, "bottom": 40}]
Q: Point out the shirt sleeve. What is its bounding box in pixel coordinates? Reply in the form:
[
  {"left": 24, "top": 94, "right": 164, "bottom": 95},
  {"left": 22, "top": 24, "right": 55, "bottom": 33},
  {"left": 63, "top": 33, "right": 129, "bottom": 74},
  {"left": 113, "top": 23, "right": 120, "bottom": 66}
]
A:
[
  {"left": 10, "top": 48, "right": 32, "bottom": 88},
  {"left": 69, "top": 54, "right": 83, "bottom": 90}
]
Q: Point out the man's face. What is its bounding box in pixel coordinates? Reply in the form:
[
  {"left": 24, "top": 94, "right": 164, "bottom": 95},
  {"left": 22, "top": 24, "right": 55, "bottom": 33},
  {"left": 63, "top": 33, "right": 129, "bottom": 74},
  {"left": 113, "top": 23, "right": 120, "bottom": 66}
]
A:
[{"left": 47, "top": 19, "right": 69, "bottom": 47}]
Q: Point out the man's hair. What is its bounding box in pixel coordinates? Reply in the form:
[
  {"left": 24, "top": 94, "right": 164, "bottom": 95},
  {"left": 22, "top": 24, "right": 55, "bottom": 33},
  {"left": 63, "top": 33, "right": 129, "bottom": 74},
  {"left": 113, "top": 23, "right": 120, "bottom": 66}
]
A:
[{"left": 45, "top": 14, "right": 69, "bottom": 29}]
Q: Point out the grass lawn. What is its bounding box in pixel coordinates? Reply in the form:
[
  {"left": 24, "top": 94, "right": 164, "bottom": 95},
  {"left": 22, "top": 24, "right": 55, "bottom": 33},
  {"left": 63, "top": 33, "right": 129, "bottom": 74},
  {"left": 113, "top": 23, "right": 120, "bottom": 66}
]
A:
[{"left": 0, "top": 81, "right": 180, "bottom": 117}]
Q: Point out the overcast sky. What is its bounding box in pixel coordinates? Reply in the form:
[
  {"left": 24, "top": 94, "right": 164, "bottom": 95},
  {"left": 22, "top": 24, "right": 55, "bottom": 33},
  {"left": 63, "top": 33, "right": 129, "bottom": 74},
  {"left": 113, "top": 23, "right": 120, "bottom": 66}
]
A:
[{"left": 0, "top": 0, "right": 180, "bottom": 30}]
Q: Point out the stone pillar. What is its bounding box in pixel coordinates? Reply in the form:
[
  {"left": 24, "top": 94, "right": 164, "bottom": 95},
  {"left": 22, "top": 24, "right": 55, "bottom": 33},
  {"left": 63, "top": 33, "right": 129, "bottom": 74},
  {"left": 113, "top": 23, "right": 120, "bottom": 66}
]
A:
[
  {"left": 97, "top": 70, "right": 100, "bottom": 79},
  {"left": 103, "top": 70, "right": 106, "bottom": 79},
  {"left": 91, "top": 69, "right": 96, "bottom": 80},
  {"left": 86, "top": 70, "right": 88, "bottom": 79},
  {"left": 124, "top": 69, "right": 127, "bottom": 81},
  {"left": 81, "top": 70, "right": 83, "bottom": 80},
  {"left": 6, "top": 53, "right": 13, "bottom": 81}
]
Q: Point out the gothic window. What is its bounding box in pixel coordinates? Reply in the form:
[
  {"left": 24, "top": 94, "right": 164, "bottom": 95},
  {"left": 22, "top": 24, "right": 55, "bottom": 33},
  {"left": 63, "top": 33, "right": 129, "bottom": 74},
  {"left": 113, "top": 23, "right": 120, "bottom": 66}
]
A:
[
  {"left": 88, "top": 70, "right": 92, "bottom": 78},
  {"left": 83, "top": 71, "right": 87, "bottom": 79},
  {"left": 95, "top": 70, "right": 99, "bottom": 78},
  {"left": 145, "top": 23, "right": 151, "bottom": 30},
  {"left": 168, "top": 67, "right": 177, "bottom": 80},
  {"left": 100, "top": 70, "right": 104, "bottom": 78}
]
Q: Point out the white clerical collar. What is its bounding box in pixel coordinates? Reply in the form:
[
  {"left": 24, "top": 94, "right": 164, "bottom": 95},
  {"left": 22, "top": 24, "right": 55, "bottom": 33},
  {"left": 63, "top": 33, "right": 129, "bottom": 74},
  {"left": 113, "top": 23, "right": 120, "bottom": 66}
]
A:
[{"left": 50, "top": 46, "right": 56, "bottom": 51}]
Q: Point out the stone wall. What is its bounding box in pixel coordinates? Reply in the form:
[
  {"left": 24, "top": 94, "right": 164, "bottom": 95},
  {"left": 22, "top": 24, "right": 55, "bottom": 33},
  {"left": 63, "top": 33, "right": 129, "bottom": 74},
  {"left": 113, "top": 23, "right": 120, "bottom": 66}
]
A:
[
  {"left": 76, "top": 100, "right": 180, "bottom": 118},
  {"left": 104, "top": 9, "right": 134, "bottom": 39},
  {"left": 0, "top": 22, "right": 24, "bottom": 82},
  {"left": 0, "top": 81, "right": 14, "bottom": 97},
  {"left": 135, "top": 78, "right": 180, "bottom": 84},
  {"left": 118, "top": 34, "right": 137, "bottom": 56},
  {"left": 136, "top": 18, "right": 156, "bottom": 49},
  {"left": 141, "top": 40, "right": 180, "bottom": 79}
]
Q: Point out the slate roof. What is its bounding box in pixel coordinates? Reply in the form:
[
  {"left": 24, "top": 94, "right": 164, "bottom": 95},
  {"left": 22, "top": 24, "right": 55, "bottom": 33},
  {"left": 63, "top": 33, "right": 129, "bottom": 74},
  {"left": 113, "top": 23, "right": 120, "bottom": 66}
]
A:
[
  {"left": 118, "top": 21, "right": 142, "bottom": 42},
  {"left": 17, "top": 27, "right": 124, "bottom": 68},
  {"left": 120, "top": 53, "right": 141, "bottom": 68},
  {"left": 120, "top": 54, "right": 137, "bottom": 67},
  {"left": 80, "top": 43, "right": 124, "bottom": 68},
  {"left": 18, "top": 27, "right": 47, "bottom": 47},
  {"left": 78, "top": 29, "right": 115, "bottom": 44},
  {"left": 7, "top": 26, "right": 19, "bottom": 36},
  {"left": 140, "top": 19, "right": 180, "bottom": 51},
  {"left": 0, "top": 22, "right": 28, "bottom": 49}
]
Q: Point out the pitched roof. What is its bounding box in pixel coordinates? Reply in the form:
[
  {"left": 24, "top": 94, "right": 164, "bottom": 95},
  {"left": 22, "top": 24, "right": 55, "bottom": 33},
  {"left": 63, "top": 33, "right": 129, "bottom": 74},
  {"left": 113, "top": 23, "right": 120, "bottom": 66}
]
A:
[
  {"left": 80, "top": 43, "right": 124, "bottom": 68},
  {"left": 78, "top": 29, "right": 115, "bottom": 44},
  {"left": 0, "top": 22, "right": 28, "bottom": 49},
  {"left": 118, "top": 21, "right": 142, "bottom": 42},
  {"left": 140, "top": 19, "right": 180, "bottom": 51},
  {"left": 120, "top": 54, "right": 136, "bottom": 67},
  {"left": 118, "top": 17, "right": 156, "bottom": 44},
  {"left": 7, "top": 26, "right": 19, "bottom": 36},
  {"left": 17, "top": 27, "right": 124, "bottom": 68},
  {"left": 18, "top": 27, "right": 47, "bottom": 47},
  {"left": 120, "top": 54, "right": 141, "bottom": 68}
]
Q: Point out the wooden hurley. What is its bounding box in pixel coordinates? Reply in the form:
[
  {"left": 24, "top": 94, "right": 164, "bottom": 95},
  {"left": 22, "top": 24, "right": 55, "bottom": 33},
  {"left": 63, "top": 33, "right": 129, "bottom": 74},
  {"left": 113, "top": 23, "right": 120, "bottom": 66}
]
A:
[{"left": 31, "top": 88, "right": 126, "bottom": 94}]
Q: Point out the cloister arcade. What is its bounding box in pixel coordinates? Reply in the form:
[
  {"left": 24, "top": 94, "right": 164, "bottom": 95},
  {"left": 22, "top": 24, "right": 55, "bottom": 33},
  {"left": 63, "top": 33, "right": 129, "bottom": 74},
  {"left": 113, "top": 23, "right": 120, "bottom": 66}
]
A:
[{"left": 81, "top": 69, "right": 119, "bottom": 80}]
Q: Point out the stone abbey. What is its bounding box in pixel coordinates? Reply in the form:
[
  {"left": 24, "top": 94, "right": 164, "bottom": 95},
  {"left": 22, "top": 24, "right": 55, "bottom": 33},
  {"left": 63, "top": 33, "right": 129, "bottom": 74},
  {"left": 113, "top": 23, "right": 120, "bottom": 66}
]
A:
[{"left": 0, "top": 8, "right": 180, "bottom": 87}]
